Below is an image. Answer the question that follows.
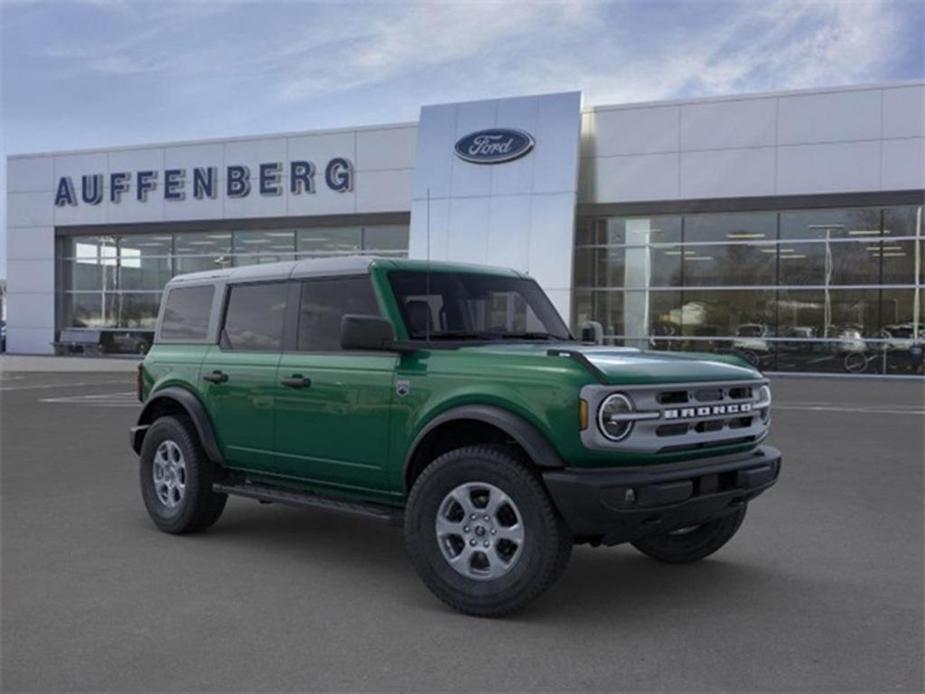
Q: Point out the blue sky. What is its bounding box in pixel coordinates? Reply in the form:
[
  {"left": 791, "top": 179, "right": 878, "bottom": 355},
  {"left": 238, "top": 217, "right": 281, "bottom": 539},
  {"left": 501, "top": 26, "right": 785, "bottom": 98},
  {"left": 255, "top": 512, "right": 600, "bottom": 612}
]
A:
[{"left": 1, "top": 0, "right": 923, "bottom": 276}]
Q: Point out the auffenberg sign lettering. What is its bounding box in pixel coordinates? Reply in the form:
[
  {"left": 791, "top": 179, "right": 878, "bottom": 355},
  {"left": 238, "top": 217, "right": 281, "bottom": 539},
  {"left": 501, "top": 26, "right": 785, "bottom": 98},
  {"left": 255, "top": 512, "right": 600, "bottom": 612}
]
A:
[
  {"left": 454, "top": 129, "right": 534, "bottom": 164},
  {"left": 53, "top": 158, "right": 354, "bottom": 207}
]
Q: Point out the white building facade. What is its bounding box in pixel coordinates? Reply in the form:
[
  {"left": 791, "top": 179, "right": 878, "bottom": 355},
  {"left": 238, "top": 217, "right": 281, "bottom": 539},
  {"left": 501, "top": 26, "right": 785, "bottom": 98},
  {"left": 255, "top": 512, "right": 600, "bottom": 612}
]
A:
[{"left": 6, "top": 82, "right": 924, "bottom": 374}]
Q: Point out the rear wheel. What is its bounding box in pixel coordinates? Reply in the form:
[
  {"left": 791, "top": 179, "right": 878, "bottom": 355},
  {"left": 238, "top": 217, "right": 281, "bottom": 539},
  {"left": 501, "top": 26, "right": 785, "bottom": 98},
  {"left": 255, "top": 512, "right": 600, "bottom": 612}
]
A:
[
  {"left": 631, "top": 505, "right": 747, "bottom": 563},
  {"left": 139, "top": 415, "right": 227, "bottom": 534},
  {"left": 405, "top": 445, "right": 572, "bottom": 617}
]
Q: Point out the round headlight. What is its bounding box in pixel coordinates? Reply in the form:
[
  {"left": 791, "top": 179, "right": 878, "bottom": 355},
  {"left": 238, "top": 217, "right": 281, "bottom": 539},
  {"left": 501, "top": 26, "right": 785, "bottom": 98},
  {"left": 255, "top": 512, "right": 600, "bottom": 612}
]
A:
[
  {"left": 598, "top": 393, "right": 635, "bottom": 441},
  {"left": 757, "top": 385, "right": 772, "bottom": 423}
]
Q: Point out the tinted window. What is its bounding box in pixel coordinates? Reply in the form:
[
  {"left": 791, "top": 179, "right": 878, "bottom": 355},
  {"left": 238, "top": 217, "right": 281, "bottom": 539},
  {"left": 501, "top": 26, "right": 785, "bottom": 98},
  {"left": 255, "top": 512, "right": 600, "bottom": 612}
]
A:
[
  {"left": 222, "top": 282, "right": 288, "bottom": 351},
  {"left": 159, "top": 285, "right": 214, "bottom": 341},
  {"left": 298, "top": 277, "right": 380, "bottom": 351},
  {"left": 388, "top": 271, "right": 571, "bottom": 341}
]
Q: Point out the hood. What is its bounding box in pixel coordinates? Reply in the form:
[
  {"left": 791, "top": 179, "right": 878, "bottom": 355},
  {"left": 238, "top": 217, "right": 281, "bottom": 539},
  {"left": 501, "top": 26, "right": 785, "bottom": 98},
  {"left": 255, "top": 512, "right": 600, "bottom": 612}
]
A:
[
  {"left": 575, "top": 346, "right": 759, "bottom": 384},
  {"left": 459, "top": 342, "right": 760, "bottom": 385}
]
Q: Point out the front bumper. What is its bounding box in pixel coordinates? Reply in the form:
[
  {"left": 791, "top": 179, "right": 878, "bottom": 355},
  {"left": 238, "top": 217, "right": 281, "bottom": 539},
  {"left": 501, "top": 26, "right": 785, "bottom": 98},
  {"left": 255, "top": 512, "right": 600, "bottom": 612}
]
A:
[{"left": 543, "top": 445, "right": 781, "bottom": 545}]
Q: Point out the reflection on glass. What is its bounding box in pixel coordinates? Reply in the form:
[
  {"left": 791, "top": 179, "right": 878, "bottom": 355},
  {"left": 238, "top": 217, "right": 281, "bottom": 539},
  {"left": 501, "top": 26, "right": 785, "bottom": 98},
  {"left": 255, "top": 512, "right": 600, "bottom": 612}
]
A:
[
  {"left": 175, "top": 255, "right": 232, "bottom": 274},
  {"left": 684, "top": 212, "right": 776, "bottom": 243},
  {"left": 363, "top": 225, "right": 409, "bottom": 252},
  {"left": 173, "top": 232, "right": 232, "bottom": 256},
  {"left": 780, "top": 208, "right": 882, "bottom": 240},
  {"left": 235, "top": 230, "right": 295, "bottom": 254},
  {"left": 777, "top": 289, "right": 880, "bottom": 338},
  {"left": 119, "top": 256, "right": 172, "bottom": 291},
  {"left": 55, "top": 225, "right": 411, "bottom": 342},
  {"left": 682, "top": 244, "right": 775, "bottom": 286},
  {"left": 575, "top": 216, "right": 682, "bottom": 246},
  {"left": 297, "top": 227, "right": 362, "bottom": 254},
  {"left": 119, "top": 234, "right": 173, "bottom": 256},
  {"left": 113, "top": 292, "right": 162, "bottom": 329},
  {"left": 679, "top": 290, "right": 776, "bottom": 338}
]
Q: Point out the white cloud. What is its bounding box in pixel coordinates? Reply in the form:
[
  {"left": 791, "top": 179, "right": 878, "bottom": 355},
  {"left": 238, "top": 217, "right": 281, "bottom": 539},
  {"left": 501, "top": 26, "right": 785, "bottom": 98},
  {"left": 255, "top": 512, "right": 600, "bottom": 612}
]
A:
[{"left": 274, "top": 1, "right": 599, "bottom": 102}]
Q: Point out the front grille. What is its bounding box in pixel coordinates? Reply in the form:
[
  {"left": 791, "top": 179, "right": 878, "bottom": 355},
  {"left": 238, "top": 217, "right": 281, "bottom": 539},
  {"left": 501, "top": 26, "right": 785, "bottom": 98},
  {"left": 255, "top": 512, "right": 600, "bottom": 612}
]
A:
[{"left": 581, "top": 379, "right": 769, "bottom": 454}]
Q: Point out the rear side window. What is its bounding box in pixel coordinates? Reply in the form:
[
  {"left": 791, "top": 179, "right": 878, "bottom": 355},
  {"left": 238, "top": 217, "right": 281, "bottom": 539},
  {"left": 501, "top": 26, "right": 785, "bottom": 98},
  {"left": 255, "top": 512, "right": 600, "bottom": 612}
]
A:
[
  {"left": 159, "top": 285, "right": 214, "bottom": 341},
  {"left": 298, "top": 277, "right": 380, "bottom": 351},
  {"left": 222, "top": 282, "right": 288, "bottom": 352}
]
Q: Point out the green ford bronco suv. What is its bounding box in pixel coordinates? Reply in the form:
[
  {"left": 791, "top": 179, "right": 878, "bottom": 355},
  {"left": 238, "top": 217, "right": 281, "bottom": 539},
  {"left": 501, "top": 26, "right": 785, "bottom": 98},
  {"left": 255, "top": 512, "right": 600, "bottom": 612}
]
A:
[{"left": 132, "top": 256, "right": 780, "bottom": 616}]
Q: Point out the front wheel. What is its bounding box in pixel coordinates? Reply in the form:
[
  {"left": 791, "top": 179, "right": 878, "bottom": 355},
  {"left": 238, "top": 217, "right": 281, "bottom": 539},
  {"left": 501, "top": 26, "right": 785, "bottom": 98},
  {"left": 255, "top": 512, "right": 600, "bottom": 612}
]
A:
[
  {"left": 404, "top": 445, "right": 572, "bottom": 617},
  {"left": 631, "top": 505, "right": 747, "bottom": 563}
]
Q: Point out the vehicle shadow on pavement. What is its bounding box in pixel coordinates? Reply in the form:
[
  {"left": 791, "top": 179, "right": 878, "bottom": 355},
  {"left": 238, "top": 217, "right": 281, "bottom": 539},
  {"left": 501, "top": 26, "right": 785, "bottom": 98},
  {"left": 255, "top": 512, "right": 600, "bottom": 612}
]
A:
[{"left": 153, "top": 499, "right": 791, "bottom": 622}]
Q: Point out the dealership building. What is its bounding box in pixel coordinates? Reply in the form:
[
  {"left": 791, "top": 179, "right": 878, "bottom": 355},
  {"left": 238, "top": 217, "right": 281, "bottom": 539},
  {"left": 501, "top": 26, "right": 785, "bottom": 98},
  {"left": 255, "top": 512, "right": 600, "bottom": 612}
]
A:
[{"left": 5, "top": 81, "right": 924, "bottom": 373}]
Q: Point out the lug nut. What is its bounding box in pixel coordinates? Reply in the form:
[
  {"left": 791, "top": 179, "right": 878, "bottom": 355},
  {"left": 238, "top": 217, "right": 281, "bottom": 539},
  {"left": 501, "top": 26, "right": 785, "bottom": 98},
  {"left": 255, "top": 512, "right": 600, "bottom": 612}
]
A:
[
  {"left": 483, "top": 515, "right": 490, "bottom": 521},
  {"left": 470, "top": 514, "right": 477, "bottom": 520},
  {"left": 463, "top": 526, "right": 470, "bottom": 533},
  {"left": 483, "top": 541, "right": 489, "bottom": 548},
  {"left": 490, "top": 529, "right": 497, "bottom": 535},
  {"left": 469, "top": 539, "right": 477, "bottom": 546}
]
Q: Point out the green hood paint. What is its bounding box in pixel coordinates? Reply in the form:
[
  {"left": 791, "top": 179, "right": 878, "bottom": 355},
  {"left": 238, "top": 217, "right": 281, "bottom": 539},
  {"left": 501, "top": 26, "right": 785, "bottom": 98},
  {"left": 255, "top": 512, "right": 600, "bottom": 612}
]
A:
[{"left": 452, "top": 343, "right": 758, "bottom": 385}]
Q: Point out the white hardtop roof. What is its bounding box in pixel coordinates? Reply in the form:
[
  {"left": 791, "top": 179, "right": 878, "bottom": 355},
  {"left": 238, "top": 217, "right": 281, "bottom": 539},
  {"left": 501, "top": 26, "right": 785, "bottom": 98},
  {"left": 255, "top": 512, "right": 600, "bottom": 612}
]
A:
[{"left": 167, "top": 255, "right": 377, "bottom": 286}]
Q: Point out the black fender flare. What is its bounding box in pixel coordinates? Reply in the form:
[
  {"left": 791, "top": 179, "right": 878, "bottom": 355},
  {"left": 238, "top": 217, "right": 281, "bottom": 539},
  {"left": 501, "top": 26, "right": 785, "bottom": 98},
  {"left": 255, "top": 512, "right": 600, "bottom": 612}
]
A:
[
  {"left": 132, "top": 386, "right": 224, "bottom": 465},
  {"left": 402, "top": 405, "right": 566, "bottom": 488}
]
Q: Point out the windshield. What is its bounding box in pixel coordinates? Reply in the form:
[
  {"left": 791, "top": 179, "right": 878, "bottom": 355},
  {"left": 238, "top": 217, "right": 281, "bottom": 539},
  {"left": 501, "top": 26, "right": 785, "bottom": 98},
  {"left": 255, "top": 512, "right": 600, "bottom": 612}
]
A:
[{"left": 388, "top": 271, "right": 572, "bottom": 342}]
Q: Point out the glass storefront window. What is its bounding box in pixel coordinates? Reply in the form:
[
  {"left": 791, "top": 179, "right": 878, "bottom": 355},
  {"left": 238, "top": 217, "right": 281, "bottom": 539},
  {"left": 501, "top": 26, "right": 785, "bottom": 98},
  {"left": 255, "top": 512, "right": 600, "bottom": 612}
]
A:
[
  {"left": 119, "top": 234, "right": 173, "bottom": 256},
  {"left": 682, "top": 244, "right": 776, "bottom": 286},
  {"left": 679, "top": 290, "right": 776, "bottom": 338},
  {"left": 575, "top": 216, "right": 682, "bottom": 246},
  {"left": 113, "top": 292, "right": 162, "bottom": 329},
  {"left": 776, "top": 240, "right": 882, "bottom": 285},
  {"left": 574, "top": 206, "right": 922, "bottom": 374},
  {"left": 55, "top": 223, "right": 410, "bottom": 343},
  {"left": 684, "top": 212, "right": 776, "bottom": 243},
  {"left": 883, "top": 205, "right": 922, "bottom": 238},
  {"left": 174, "top": 232, "right": 233, "bottom": 256},
  {"left": 64, "top": 293, "right": 104, "bottom": 329},
  {"left": 234, "top": 230, "right": 295, "bottom": 255},
  {"left": 363, "top": 225, "right": 409, "bottom": 253},
  {"left": 777, "top": 289, "right": 881, "bottom": 339},
  {"left": 780, "top": 208, "right": 883, "bottom": 240},
  {"left": 297, "top": 227, "right": 362, "bottom": 255},
  {"left": 59, "top": 259, "right": 118, "bottom": 291},
  {"left": 174, "top": 255, "right": 233, "bottom": 274},
  {"left": 119, "top": 256, "right": 172, "bottom": 291}
]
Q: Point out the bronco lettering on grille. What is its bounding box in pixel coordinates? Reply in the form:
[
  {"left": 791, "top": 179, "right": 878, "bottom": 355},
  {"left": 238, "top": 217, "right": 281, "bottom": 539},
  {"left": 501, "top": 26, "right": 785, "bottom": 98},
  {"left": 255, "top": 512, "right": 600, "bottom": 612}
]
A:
[{"left": 663, "top": 403, "right": 752, "bottom": 419}]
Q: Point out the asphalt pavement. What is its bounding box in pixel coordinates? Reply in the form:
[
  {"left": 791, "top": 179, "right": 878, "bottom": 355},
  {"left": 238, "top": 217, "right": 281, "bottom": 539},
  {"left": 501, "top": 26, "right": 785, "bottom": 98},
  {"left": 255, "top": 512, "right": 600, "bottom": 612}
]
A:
[{"left": 1, "top": 370, "right": 922, "bottom": 692}]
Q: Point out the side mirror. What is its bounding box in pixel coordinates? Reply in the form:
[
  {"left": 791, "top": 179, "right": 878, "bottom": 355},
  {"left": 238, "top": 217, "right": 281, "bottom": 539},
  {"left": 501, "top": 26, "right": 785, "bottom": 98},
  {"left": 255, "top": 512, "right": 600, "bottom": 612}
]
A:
[
  {"left": 341, "top": 314, "right": 398, "bottom": 351},
  {"left": 579, "top": 320, "right": 604, "bottom": 345}
]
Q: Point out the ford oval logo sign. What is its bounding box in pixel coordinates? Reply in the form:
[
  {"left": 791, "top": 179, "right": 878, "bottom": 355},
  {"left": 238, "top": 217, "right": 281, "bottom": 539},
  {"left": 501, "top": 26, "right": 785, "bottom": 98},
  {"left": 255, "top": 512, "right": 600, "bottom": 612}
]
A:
[{"left": 454, "top": 128, "right": 535, "bottom": 164}]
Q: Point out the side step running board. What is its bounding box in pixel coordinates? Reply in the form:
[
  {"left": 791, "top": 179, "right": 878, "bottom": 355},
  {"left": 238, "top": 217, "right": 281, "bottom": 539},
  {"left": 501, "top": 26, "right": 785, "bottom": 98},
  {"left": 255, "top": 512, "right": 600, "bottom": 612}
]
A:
[{"left": 213, "top": 481, "right": 403, "bottom": 526}]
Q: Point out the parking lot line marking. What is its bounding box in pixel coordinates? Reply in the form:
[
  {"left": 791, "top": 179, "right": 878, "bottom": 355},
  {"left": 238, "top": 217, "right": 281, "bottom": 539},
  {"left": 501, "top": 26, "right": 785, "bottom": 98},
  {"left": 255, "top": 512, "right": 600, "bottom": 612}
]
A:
[
  {"left": 0, "top": 380, "right": 130, "bottom": 392},
  {"left": 774, "top": 405, "right": 924, "bottom": 416},
  {"left": 40, "top": 391, "right": 139, "bottom": 407}
]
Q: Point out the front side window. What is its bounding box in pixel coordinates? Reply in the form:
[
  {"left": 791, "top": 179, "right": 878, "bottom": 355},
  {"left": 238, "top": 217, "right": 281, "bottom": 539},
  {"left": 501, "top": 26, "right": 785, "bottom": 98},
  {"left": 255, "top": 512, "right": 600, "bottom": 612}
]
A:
[
  {"left": 388, "top": 271, "right": 571, "bottom": 341},
  {"left": 298, "top": 277, "right": 380, "bottom": 351},
  {"left": 159, "top": 285, "right": 214, "bottom": 341},
  {"left": 221, "top": 282, "right": 288, "bottom": 351}
]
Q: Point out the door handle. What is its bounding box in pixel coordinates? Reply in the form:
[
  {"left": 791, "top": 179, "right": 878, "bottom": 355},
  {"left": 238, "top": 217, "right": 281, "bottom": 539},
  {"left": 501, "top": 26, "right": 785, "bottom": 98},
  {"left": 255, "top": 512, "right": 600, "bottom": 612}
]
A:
[
  {"left": 202, "top": 370, "right": 229, "bottom": 384},
  {"left": 280, "top": 375, "right": 311, "bottom": 389}
]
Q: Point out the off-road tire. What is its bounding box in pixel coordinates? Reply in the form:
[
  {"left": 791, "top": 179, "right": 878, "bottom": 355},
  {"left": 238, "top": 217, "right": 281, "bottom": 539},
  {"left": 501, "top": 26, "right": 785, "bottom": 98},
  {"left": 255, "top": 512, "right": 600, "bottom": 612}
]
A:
[
  {"left": 631, "top": 504, "right": 747, "bottom": 563},
  {"left": 405, "top": 445, "right": 572, "bottom": 617},
  {"left": 139, "top": 415, "right": 227, "bottom": 534}
]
